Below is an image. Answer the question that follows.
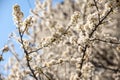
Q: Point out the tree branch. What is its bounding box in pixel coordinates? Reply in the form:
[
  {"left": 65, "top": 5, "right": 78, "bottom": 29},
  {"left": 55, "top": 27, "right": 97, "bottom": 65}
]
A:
[
  {"left": 18, "top": 27, "right": 38, "bottom": 80},
  {"left": 79, "top": 8, "right": 113, "bottom": 77}
]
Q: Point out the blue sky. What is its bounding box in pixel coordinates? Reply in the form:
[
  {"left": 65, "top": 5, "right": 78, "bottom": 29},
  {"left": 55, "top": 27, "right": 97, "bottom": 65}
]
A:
[
  {"left": 0, "top": 0, "right": 34, "bottom": 45},
  {"left": 0, "top": 0, "right": 35, "bottom": 75},
  {"left": 0, "top": 0, "right": 63, "bottom": 76}
]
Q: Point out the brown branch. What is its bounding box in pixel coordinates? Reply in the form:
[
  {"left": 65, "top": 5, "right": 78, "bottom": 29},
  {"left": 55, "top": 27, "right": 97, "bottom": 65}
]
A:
[
  {"left": 18, "top": 24, "right": 72, "bottom": 79},
  {"left": 89, "top": 8, "right": 113, "bottom": 38},
  {"left": 18, "top": 27, "right": 38, "bottom": 80},
  {"left": 91, "top": 60, "right": 120, "bottom": 73},
  {"left": 90, "top": 38, "right": 120, "bottom": 44},
  {"left": 79, "top": 8, "right": 113, "bottom": 77}
]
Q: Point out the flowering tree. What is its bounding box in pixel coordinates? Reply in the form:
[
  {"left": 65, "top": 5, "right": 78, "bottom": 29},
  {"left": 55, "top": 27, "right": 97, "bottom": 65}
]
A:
[{"left": 0, "top": 0, "right": 120, "bottom": 80}]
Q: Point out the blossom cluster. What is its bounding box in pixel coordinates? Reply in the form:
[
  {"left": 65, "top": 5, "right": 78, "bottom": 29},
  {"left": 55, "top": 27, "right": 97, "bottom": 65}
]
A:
[{"left": 1, "top": 0, "right": 120, "bottom": 80}]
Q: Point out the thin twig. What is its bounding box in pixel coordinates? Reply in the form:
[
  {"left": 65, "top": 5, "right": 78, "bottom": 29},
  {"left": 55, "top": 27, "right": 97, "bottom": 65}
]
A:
[
  {"left": 93, "top": 0, "right": 100, "bottom": 21},
  {"left": 29, "top": 25, "right": 72, "bottom": 54},
  {"left": 90, "top": 38, "right": 120, "bottom": 44},
  {"left": 82, "top": 0, "right": 88, "bottom": 24},
  {"left": 21, "top": 25, "right": 28, "bottom": 36}
]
